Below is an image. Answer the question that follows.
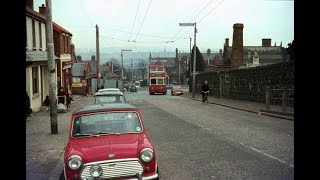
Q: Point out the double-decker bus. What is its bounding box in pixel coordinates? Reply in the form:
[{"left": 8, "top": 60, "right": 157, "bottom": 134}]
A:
[{"left": 149, "top": 64, "right": 167, "bottom": 95}]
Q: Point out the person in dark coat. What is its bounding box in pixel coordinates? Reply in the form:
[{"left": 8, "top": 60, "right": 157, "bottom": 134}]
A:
[
  {"left": 66, "top": 93, "right": 72, "bottom": 111},
  {"left": 57, "top": 87, "right": 66, "bottom": 104},
  {"left": 201, "top": 80, "right": 210, "bottom": 102},
  {"left": 44, "top": 95, "right": 50, "bottom": 111},
  {"left": 26, "top": 91, "right": 33, "bottom": 119}
]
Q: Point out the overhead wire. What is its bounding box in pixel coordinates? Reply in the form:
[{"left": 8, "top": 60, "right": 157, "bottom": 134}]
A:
[
  {"left": 134, "top": 0, "right": 153, "bottom": 41},
  {"left": 128, "top": 0, "right": 141, "bottom": 41}
]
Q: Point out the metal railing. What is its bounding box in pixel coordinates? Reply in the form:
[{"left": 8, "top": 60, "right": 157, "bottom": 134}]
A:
[{"left": 265, "top": 87, "right": 294, "bottom": 112}]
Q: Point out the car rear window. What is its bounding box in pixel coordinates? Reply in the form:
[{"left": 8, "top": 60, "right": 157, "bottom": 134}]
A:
[{"left": 95, "top": 95, "right": 125, "bottom": 104}]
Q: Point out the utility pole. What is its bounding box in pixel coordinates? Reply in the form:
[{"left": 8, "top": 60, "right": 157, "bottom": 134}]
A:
[
  {"left": 131, "top": 58, "right": 133, "bottom": 82},
  {"left": 192, "top": 23, "right": 197, "bottom": 98},
  {"left": 96, "top": 24, "right": 100, "bottom": 89},
  {"left": 46, "top": 0, "right": 58, "bottom": 134}
]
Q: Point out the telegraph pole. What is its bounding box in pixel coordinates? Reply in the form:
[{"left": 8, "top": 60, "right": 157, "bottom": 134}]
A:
[
  {"left": 46, "top": 0, "right": 58, "bottom": 134},
  {"left": 96, "top": 24, "right": 100, "bottom": 89},
  {"left": 131, "top": 58, "right": 133, "bottom": 82},
  {"left": 192, "top": 23, "right": 197, "bottom": 98}
]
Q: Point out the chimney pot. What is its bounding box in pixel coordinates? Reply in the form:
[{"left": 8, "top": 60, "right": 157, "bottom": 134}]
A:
[{"left": 262, "top": 38, "right": 272, "bottom": 47}]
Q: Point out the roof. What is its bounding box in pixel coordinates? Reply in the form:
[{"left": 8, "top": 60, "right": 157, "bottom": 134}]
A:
[
  {"left": 72, "top": 63, "right": 86, "bottom": 76},
  {"left": 74, "top": 103, "right": 137, "bottom": 114},
  {"left": 53, "top": 22, "right": 72, "bottom": 36},
  {"left": 94, "top": 91, "right": 124, "bottom": 96},
  {"left": 98, "top": 88, "right": 120, "bottom": 92},
  {"left": 149, "top": 57, "right": 177, "bottom": 67},
  {"left": 26, "top": 7, "right": 46, "bottom": 22},
  {"left": 26, "top": 51, "right": 58, "bottom": 62}
]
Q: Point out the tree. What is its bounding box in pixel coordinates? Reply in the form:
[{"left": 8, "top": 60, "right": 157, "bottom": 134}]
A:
[
  {"left": 189, "top": 46, "right": 205, "bottom": 72},
  {"left": 286, "top": 40, "right": 294, "bottom": 61},
  {"left": 109, "top": 57, "right": 121, "bottom": 74},
  {"left": 137, "top": 59, "right": 147, "bottom": 80}
]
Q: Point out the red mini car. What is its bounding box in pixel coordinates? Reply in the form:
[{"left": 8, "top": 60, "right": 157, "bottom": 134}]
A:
[{"left": 63, "top": 103, "right": 159, "bottom": 180}]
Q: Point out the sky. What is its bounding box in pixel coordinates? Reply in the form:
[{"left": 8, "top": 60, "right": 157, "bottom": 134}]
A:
[{"left": 33, "top": 0, "right": 294, "bottom": 54}]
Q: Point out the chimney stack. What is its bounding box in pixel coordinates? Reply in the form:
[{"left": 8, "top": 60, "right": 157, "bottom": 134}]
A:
[
  {"left": 219, "top": 49, "right": 222, "bottom": 57},
  {"left": 225, "top": 38, "right": 229, "bottom": 47},
  {"left": 76, "top": 55, "right": 82, "bottom": 62},
  {"left": 26, "top": 0, "right": 34, "bottom": 10},
  {"left": 39, "top": 4, "right": 46, "bottom": 16},
  {"left": 262, "top": 38, "right": 271, "bottom": 47},
  {"left": 231, "top": 23, "right": 244, "bottom": 69}
]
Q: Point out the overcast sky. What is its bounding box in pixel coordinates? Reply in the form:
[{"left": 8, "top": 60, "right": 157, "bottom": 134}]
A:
[{"left": 33, "top": 0, "right": 294, "bottom": 53}]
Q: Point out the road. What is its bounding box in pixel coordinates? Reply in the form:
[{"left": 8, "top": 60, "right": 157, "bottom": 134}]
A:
[{"left": 126, "top": 87, "right": 294, "bottom": 179}]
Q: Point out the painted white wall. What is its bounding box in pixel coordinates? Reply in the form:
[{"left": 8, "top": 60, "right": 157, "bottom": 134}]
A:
[
  {"left": 26, "top": 67, "right": 32, "bottom": 99},
  {"left": 26, "top": 17, "right": 33, "bottom": 50}
]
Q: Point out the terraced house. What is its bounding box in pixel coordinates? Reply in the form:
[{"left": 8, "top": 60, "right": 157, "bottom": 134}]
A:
[{"left": 26, "top": 1, "right": 58, "bottom": 112}]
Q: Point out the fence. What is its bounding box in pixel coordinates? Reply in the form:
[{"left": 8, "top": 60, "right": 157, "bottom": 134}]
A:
[{"left": 265, "top": 87, "right": 294, "bottom": 112}]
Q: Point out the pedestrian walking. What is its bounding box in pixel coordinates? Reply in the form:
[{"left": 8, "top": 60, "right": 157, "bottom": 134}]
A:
[
  {"left": 44, "top": 95, "right": 50, "bottom": 111},
  {"left": 66, "top": 93, "right": 72, "bottom": 111}
]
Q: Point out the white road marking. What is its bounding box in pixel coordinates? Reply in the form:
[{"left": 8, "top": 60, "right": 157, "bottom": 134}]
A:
[
  {"left": 195, "top": 123, "right": 204, "bottom": 128},
  {"left": 240, "top": 142, "right": 294, "bottom": 168}
]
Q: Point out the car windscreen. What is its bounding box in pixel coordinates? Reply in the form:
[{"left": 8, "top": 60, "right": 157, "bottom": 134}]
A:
[
  {"left": 95, "top": 95, "right": 125, "bottom": 104},
  {"left": 72, "top": 112, "right": 142, "bottom": 138}
]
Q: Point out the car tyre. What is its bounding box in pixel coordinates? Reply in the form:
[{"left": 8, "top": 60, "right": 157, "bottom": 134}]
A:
[
  {"left": 155, "top": 166, "right": 160, "bottom": 180},
  {"left": 59, "top": 169, "right": 65, "bottom": 180}
]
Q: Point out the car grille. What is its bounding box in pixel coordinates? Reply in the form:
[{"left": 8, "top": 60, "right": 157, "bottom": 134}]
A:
[{"left": 80, "top": 158, "right": 144, "bottom": 179}]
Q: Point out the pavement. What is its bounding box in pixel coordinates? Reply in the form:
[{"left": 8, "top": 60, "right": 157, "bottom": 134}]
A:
[
  {"left": 26, "top": 95, "right": 93, "bottom": 180},
  {"left": 26, "top": 88, "right": 294, "bottom": 180},
  {"left": 181, "top": 88, "right": 294, "bottom": 121}
]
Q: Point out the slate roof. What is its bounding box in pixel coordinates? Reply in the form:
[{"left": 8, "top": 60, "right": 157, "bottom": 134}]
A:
[
  {"left": 149, "top": 57, "right": 177, "bottom": 67},
  {"left": 26, "top": 51, "right": 58, "bottom": 62}
]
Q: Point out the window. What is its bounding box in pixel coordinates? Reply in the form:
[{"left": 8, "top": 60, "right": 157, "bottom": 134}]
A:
[
  {"left": 157, "top": 67, "right": 163, "bottom": 71},
  {"left": 32, "top": 67, "right": 39, "bottom": 94},
  {"left": 32, "top": 19, "right": 36, "bottom": 49},
  {"left": 39, "top": 23, "right": 42, "bottom": 50},
  {"left": 63, "top": 35, "right": 66, "bottom": 53},
  {"left": 150, "top": 79, "right": 156, "bottom": 84},
  {"left": 158, "top": 79, "right": 164, "bottom": 84},
  {"left": 150, "top": 67, "right": 156, "bottom": 72}
]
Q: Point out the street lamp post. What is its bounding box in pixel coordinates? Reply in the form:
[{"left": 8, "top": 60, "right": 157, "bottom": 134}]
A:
[
  {"left": 121, "top": 49, "right": 132, "bottom": 81},
  {"left": 179, "top": 22, "right": 197, "bottom": 98}
]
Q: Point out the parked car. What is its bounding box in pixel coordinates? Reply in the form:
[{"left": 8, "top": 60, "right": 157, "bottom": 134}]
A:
[
  {"left": 130, "top": 85, "right": 138, "bottom": 93},
  {"left": 63, "top": 103, "right": 159, "bottom": 180},
  {"left": 98, "top": 88, "right": 120, "bottom": 93},
  {"left": 166, "top": 84, "right": 174, "bottom": 89},
  {"left": 93, "top": 91, "right": 127, "bottom": 104},
  {"left": 123, "top": 83, "right": 129, "bottom": 91},
  {"left": 171, "top": 85, "right": 183, "bottom": 96}
]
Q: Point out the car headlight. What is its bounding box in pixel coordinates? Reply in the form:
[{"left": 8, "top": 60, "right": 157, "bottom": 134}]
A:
[
  {"left": 68, "top": 155, "right": 83, "bottom": 170},
  {"left": 90, "top": 164, "right": 102, "bottom": 177},
  {"left": 140, "top": 148, "right": 154, "bottom": 163}
]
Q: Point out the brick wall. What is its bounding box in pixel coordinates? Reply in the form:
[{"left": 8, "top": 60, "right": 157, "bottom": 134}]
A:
[
  {"left": 53, "top": 30, "right": 60, "bottom": 57},
  {"left": 194, "top": 62, "right": 294, "bottom": 106}
]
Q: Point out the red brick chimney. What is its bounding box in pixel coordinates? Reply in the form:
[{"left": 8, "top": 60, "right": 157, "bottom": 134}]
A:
[
  {"left": 225, "top": 38, "right": 229, "bottom": 47},
  {"left": 38, "top": 4, "right": 46, "bottom": 16},
  {"left": 91, "top": 55, "right": 96, "bottom": 61},
  {"left": 231, "top": 23, "right": 244, "bottom": 69},
  {"left": 26, "top": 0, "right": 34, "bottom": 10},
  {"left": 262, "top": 38, "right": 271, "bottom": 47}
]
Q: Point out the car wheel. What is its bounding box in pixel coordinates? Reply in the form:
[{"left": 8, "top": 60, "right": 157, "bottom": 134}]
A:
[
  {"left": 59, "top": 169, "right": 65, "bottom": 180},
  {"left": 155, "top": 166, "right": 160, "bottom": 180}
]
